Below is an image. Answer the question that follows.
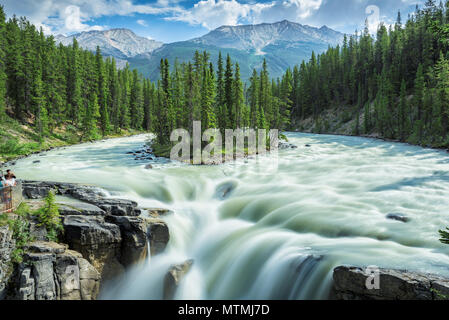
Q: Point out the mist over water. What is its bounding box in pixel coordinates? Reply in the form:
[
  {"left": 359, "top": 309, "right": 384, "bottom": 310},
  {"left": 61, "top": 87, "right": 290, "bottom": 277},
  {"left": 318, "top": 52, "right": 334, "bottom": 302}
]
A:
[{"left": 11, "top": 133, "right": 449, "bottom": 299}]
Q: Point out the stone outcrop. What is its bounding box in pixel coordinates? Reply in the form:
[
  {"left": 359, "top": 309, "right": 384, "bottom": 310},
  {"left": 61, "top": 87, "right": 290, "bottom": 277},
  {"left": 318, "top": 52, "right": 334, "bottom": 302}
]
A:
[
  {"left": 10, "top": 180, "right": 172, "bottom": 299},
  {"left": 105, "top": 216, "right": 148, "bottom": 267},
  {"left": 12, "top": 241, "right": 100, "bottom": 300},
  {"left": 163, "top": 260, "right": 193, "bottom": 300},
  {"left": 146, "top": 218, "right": 170, "bottom": 256},
  {"left": 62, "top": 215, "right": 124, "bottom": 283},
  {"left": 0, "top": 226, "right": 15, "bottom": 299},
  {"left": 332, "top": 266, "right": 449, "bottom": 300}
]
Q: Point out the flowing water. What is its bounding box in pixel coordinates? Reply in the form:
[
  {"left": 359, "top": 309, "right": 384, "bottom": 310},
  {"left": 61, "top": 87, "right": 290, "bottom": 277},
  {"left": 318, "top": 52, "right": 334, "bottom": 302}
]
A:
[{"left": 9, "top": 133, "right": 449, "bottom": 299}]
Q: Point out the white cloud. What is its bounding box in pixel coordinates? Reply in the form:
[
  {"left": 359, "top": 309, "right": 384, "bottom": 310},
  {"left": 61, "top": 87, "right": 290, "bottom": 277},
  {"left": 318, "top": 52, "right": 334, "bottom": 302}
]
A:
[
  {"left": 137, "top": 19, "right": 149, "bottom": 27},
  {"left": 166, "top": 0, "right": 323, "bottom": 30},
  {"left": 64, "top": 5, "right": 104, "bottom": 32},
  {"left": 2, "top": 0, "right": 182, "bottom": 35}
]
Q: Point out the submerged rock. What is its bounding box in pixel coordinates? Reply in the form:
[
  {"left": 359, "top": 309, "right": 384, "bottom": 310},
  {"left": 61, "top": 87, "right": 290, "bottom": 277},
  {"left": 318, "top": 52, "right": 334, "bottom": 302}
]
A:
[
  {"left": 214, "top": 182, "right": 237, "bottom": 200},
  {"left": 279, "top": 142, "right": 298, "bottom": 150},
  {"left": 386, "top": 213, "right": 410, "bottom": 223},
  {"left": 332, "top": 266, "right": 449, "bottom": 300},
  {"left": 163, "top": 260, "right": 194, "bottom": 300}
]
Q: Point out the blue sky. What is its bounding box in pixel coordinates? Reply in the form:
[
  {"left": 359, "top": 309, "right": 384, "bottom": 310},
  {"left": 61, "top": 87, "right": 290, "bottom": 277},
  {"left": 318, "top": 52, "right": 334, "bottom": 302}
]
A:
[{"left": 1, "top": 0, "right": 424, "bottom": 43}]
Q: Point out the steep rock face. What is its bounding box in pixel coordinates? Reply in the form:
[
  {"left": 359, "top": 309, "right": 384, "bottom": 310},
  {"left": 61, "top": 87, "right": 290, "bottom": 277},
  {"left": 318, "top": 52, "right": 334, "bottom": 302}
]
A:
[
  {"left": 11, "top": 241, "right": 100, "bottom": 300},
  {"left": 62, "top": 216, "right": 124, "bottom": 283},
  {"left": 0, "top": 226, "right": 15, "bottom": 299},
  {"left": 332, "top": 266, "right": 449, "bottom": 300},
  {"left": 105, "top": 216, "right": 149, "bottom": 267},
  {"left": 146, "top": 218, "right": 170, "bottom": 256}
]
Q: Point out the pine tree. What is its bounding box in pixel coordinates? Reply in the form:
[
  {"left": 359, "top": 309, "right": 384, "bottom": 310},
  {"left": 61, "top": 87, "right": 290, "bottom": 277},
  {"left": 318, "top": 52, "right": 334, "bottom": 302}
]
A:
[
  {"left": 248, "top": 69, "right": 259, "bottom": 128},
  {"left": 82, "top": 94, "right": 100, "bottom": 140},
  {"left": 224, "top": 54, "right": 233, "bottom": 129},
  {"left": 129, "top": 69, "right": 144, "bottom": 130},
  {"left": 95, "top": 46, "right": 110, "bottom": 135},
  {"left": 67, "top": 38, "right": 82, "bottom": 126},
  {"left": 233, "top": 63, "right": 244, "bottom": 129},
  {"left": 216, "top": 52, "right": 225, "bottom": 129},
  {"left": 201, "top": 61, "right": 217, "bottom": 129}
]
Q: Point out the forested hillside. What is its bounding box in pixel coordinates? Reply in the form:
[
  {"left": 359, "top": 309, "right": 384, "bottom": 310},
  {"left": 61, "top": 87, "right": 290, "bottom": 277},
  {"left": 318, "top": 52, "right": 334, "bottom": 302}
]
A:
[
  {"left": 287, "top": 0, "right": 449, "bottom": 148},
  {"left": 0, "top": 6, "right": 292, "bottom": 161}
]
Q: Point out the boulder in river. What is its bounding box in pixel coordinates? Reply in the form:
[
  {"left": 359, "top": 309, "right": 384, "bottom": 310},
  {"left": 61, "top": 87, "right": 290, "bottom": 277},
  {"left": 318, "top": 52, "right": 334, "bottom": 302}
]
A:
[
  {"left": 386, "top": 213, "right": 410, "bottom": 223},
  {"left": 332, "top": 266, "right": 449, "bottom": 300},
  {"left": 163, "top": 260, "right": 194, "bottom": 300},
  {"left": 214, "top": 182, "right": 237, "bottom": 200}
]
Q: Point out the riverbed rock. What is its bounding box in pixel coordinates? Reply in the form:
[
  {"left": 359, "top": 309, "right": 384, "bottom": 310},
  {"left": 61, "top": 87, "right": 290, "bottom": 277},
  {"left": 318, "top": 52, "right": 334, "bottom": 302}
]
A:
[
  {"left": 332, "top": 266, "right": 449, "bottom": 300},
  {"left": 0, "top": 226, "right": 15, "bottom": 300},
  {"left": 62, "top": 215, "right": 124, "bottom": 283},
  {"left": 11, "top": 241, "right": 100, "bottom": 300},
  {"left": 163, "top": 260, "right": 193, "bottom": 300},
  {"left": 386, "top": 213, "right": 410, "bottom": 223},
  {"left": 278, "top": 142, "right": 298, "bottom": 150},
  {"left": 146, "top": 218, "right": 170, "bottom": 256},
  {"left": 105, "top": 216, "right": 148, "bottom": 267}
]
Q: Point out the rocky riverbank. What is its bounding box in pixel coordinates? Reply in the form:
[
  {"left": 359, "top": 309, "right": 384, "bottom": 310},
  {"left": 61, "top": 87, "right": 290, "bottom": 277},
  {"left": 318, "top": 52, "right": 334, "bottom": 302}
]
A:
[
  {"left": 332, "top": 266, "right": 449, "bottom": 300},
  {"left": 0, "top": 180, "right": 174, "bottom": 300}
]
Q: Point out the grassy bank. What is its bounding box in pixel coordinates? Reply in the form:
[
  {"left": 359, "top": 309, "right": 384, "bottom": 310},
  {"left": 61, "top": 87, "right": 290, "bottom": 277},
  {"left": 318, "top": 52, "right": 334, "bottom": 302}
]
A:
[{"left": 0, "top": 118, "right": 144, "bottom": 163}]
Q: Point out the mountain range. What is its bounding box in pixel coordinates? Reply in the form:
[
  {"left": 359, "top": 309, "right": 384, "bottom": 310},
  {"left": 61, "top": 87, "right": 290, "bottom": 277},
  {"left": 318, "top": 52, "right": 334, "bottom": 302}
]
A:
[{"left": 55, "top": 20, "right": 344, "bottom": 81}]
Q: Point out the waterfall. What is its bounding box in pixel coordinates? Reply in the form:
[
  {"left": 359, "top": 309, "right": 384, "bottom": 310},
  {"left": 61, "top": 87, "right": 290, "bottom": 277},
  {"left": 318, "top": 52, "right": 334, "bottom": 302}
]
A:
[{"left": 11, "top": 132, "right": 449, "bottom": 299}]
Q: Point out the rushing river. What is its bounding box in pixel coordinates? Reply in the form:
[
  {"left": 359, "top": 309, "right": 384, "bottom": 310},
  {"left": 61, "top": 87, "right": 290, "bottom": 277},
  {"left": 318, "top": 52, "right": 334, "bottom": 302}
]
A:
[{"left": 9, "top": 132, "right": 449, "bottom": 299}]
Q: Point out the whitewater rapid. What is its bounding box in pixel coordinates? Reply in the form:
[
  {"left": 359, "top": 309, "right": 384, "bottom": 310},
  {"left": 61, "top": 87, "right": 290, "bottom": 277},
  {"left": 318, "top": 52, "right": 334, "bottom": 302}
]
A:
[{"left": 10, "top": 133, "right": 449, "bottom": 299}]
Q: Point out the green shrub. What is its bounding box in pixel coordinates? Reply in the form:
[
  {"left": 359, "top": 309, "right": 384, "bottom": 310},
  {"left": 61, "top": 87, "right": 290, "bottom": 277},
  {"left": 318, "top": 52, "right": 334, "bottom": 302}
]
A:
[
  {"left": 34, "top": 191, "right": 63, "bottom": 242},
  {"left": 0, "top": 213, "right": 8, "bottom": 227},
  {"left": 7, "top": 210, "right": 33, "bottom": 264},
  {"left": 0, "top": 138, "right": 40, "bottom": 157}
]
